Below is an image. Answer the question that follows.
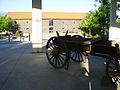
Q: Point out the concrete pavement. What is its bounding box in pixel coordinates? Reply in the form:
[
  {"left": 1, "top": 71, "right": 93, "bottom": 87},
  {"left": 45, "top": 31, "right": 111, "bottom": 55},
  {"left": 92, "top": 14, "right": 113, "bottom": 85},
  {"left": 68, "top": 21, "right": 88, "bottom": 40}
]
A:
[{"left": 0, "top": 41, "right": 119, "bottom": 90}]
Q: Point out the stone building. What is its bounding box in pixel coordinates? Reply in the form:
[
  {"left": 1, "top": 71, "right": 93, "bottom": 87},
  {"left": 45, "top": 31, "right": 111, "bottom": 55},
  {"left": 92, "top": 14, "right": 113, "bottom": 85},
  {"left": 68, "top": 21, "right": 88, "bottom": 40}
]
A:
[{"left": 7, "top": 12, "right": 87, "bottom": 39}]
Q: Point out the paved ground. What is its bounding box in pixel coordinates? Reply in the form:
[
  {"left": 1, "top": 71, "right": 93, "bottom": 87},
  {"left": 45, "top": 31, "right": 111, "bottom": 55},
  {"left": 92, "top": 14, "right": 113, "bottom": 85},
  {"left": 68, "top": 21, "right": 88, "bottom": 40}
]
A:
[{"left": 0, "top": 41, "right": 119, "bottom": 90}]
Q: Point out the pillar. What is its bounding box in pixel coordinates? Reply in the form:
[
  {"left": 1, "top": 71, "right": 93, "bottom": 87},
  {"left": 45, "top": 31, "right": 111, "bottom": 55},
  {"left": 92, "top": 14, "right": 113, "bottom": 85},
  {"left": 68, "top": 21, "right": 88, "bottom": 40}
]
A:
[
  {"left": 32, "top": 0, "right": 42, "bottom": 53},
  {"left": 109, "top": 0, "right": 120, "bottom": 42},
  {"left": 110, "top": 0, "right": 116, "bottom": 26}
]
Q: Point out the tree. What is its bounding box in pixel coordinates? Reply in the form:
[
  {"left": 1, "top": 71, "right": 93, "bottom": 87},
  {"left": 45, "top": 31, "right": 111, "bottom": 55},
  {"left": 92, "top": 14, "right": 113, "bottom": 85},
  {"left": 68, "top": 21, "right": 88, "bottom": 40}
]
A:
[
  {"left": 16, "top": 30, "right": 23, "bottom": 37},
  {"left": 0, "top": 16, "right": 17, "bottom": 40},
  {"left": 16, "top": 30, "right": 23, "bottom": 41},
  {"left": 0, "top": 16, "right": 15, "bottom": 33},
  {"left": 0, "top": 16, "right": 5, "bottom": 32},
  {"left": 79, "top": 0, "right": 110, "bottom": 37},
  {"left": 95, "top": 0, "right": 109, "bottom": 5}
]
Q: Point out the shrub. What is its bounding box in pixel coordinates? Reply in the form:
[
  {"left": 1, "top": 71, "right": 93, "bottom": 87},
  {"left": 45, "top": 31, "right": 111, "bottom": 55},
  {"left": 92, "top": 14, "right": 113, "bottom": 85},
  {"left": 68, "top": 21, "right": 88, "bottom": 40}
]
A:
[{"left": 16, "top": 31, "right": 23, "bottom": 37}]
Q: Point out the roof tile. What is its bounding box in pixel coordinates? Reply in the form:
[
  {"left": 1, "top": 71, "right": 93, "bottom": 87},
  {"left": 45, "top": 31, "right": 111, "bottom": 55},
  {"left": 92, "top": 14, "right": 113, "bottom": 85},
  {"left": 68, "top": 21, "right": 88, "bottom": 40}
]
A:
[{"left": 7, "top": 12, "right": 87, "bottom": 20}]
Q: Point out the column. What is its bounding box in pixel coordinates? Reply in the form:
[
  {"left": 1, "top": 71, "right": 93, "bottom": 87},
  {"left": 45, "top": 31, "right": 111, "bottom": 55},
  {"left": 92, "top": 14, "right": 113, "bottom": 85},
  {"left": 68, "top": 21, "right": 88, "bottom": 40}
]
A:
[
  {"left": 109, "top": 0, "right": 120, "bottom": 41},
  {"left": 110, "top": 0, "right": 116, "bottom": 26},
  {"left": 32, "top": 0, "right": 42, "bottom": 53}
]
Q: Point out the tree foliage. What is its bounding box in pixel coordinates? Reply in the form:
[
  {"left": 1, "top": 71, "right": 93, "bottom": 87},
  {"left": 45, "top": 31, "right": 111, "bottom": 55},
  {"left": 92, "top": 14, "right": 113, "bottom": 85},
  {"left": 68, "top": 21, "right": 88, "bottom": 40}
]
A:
[
  {"left": 95, "top": 0, "right": 109, "bottom": 5},
  {"left": 0, "top": 16, "right": 15, "bottom": 32},
  {"left": 116, "top": 18, "right": 120, "bottom": 23},
  {"left": 16, "top": 30, "right": 23, "bottom": 37},
  {"left": 79, "top": 0, "right": 110, "bottom": 37}
]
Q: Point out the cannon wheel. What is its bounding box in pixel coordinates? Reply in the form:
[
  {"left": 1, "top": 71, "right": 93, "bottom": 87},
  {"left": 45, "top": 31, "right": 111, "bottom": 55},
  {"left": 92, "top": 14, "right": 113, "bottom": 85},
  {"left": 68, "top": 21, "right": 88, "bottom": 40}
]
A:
[
  {"left": 46, "top": 37, "right": 68, "bottom": 69},
  {"left": 70, "top": 50, "right": 83, "bottom": 62},
  {"left": 70, "top": 35, "right": 84, "bottom": 62},
  {"left": 106, "top": 55, "right": 120, "bottom": 86}
]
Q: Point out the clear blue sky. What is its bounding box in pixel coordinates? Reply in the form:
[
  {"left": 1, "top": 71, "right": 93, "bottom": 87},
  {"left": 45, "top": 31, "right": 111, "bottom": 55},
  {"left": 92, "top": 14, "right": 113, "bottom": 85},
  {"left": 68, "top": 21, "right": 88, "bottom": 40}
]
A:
[{"left": 0, "top": 0, "right": 96, "bottom": 13}]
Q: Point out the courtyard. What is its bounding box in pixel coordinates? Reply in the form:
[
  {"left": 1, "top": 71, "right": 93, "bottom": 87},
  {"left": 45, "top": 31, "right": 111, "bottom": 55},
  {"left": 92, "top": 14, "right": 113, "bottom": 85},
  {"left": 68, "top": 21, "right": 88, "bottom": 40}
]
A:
[{"left": 0, "top": 40, "right": 119, "bottom": 90}]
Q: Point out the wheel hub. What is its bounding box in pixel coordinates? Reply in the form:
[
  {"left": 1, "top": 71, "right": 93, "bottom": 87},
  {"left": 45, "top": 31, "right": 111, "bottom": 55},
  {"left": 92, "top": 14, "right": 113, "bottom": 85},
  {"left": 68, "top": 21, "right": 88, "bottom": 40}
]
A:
[{"left": 51, "top": 46, "right": 60, "bottom": 58}]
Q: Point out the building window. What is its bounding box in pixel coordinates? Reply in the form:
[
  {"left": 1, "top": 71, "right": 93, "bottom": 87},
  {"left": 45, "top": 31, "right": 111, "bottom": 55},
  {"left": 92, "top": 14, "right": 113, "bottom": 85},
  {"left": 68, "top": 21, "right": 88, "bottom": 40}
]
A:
[
  {"left": 26, "top": 28, "right": 29, "bottom": 30},
  {"left": 49, "top": 27, "right": 53, "bottom": 33},
  {"left": 49, "top": 20, "right": 53, "bottom": 26},
  {"left": 26, "top": 21, "right": 28, "bottom": 23},
  {"left": 62, "top": 28, "right": 65, "bottom": 29},
  {"left": 73, "top": 28, "right": 75, "bottom": 29}
]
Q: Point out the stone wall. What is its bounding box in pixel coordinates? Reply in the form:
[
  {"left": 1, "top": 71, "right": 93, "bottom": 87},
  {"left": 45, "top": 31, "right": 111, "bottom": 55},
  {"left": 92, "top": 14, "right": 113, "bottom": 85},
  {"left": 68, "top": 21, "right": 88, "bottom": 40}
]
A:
[
  {"left": 42, "top": 19, "right": 82, "bottom": 34},
  {"left": 16, "top": 20, "right": 32, "bottom": 34},
  {"left": 16, "top": 19, "right": 82, "bottom": 40}
]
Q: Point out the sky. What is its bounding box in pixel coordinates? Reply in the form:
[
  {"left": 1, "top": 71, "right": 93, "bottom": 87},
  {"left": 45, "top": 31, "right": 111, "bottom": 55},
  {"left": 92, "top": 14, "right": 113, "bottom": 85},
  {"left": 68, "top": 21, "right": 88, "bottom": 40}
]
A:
[{"left": 0, "top": 0, "right": 97, "bottom": 13}]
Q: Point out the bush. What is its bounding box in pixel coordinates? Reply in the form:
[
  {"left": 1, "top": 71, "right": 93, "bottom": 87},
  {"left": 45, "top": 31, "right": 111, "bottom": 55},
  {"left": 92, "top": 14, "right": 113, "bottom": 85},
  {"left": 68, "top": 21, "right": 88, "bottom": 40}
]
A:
[
  {"left": 116, "top": 18, "right": 120, "bottom": 23},
  {"left": 0, "top": 34, "right": 7, "bottom": 38},
  {"left": 93, "top": 34, "right": 101, "bottom": 38},
  {"left": 16, "top": 31, "right": 23, "bottom": 37}
]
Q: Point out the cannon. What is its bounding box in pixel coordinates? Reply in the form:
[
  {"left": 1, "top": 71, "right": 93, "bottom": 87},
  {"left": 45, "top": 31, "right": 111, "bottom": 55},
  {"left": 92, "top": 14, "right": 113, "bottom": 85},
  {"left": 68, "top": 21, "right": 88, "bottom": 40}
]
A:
[{"left": 46, "top": 31, "right": 120, "bottom": 86}]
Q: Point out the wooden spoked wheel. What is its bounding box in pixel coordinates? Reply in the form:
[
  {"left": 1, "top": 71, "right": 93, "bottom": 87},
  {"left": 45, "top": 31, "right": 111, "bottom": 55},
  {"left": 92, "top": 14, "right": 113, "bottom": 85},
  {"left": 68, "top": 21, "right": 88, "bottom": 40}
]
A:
[
  {"left": 70, "top": 50, "right": 83, "bottom": 62},
  {"left": 106, "top": 55, "right": 120, "bottom": 86},
  {"left": 46, "top": 37, "right": 68, "bottom": 69}
]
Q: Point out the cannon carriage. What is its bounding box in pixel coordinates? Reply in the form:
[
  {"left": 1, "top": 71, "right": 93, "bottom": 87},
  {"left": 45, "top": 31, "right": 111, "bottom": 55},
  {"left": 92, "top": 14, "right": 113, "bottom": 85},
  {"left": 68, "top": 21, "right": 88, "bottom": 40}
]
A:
[{"left": 46, "top": 31, "right": 120, "bottom": 85}]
